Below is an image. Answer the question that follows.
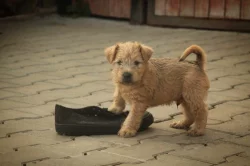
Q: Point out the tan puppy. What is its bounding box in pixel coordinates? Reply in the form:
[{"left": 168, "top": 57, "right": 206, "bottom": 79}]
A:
[{"left": 105, "top": 42, "right": 210, "bottom": 137}]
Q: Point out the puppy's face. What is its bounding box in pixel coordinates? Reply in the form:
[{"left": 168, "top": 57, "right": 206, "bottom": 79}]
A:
[{"left": 105, "top": 42, "right": 153, "bottom": 85}]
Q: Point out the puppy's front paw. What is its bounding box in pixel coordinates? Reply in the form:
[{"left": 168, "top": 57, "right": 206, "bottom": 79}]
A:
[
  {"left": 108, "top": 105, "right": 124, "bottom": 114},
  {"left": 170, "top": 121, "right": 189, "bottom": 129},
  {"left": 187, "top": 129, "right": 204, "bottom": 137},
  {"left": 118, "top": 128, "right": 137, "bottom": 138}
]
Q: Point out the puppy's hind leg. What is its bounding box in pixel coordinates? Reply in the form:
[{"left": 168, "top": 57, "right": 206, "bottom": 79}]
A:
[
  {"left": 182, "top": 91, "right": 208, "bottom": 136},
  {"left": 170, "top": 101, "right": 194, "bottom": 130},
  {"left": 187, "top": 102, "right": 208, "bottom": 136}
]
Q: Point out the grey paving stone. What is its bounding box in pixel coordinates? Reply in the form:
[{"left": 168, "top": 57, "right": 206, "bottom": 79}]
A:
[
  {"left": 209, "top": 55, "right": 250, "bottom": 67},
  {"left": 211, "top": 88, "right": 249, "bottom": 98},
  {"left": 0, "top": 59, "right": 49, "bottom": 70},
  {"left": 150, "top": 129, "right": 233, "bottom": 145},
  {"left": 151, "top": 114, "right": 219, "bottom": 134},
  {"left": 207, "top": 93, "right": 239, "bottom": 106},
  {"left": 207, "top": 67, "right": 248, "bottom": 81},
  {"left": 0, "top": 99, "right": 33, "bottom": 110},
  {"left": 0, "top": 109, "right": 37, "bottom": 122},
  {"left": 0, "top": 131, "right": 69, "bottom": 154},
  {"left": 227, "top": 74, "right": 250, "bottom": 81},
  {"left": 0, "top": 89, "right": 25, "bottom": 99},
  {"left": 91, "top": 128, "right": 174, "bottom": 146},
  {"left": 222, "top": 135, "right": 250, "bottom": 147},
  {"left": 227, "top": 99, "right": 250, "bottom": 108},
  {"left": 0, "top": 116, "right": 54, "bottom": 138},
  {"left": 151, "top": 120, "right": 187, "bottom": 135},
  {"left": 2, "top": 73, "right": 62, "bottom": 86},
  {"left": 47, "top": 74, "right": 107, "bottom": 86},
  {"left": 208, "top": 103, "right": 250, "bottom": 122},
  {"left": 103, "top": 139, "right": 180, "bottom": 161},
  {"left": 9, "top": 83, "right": 108, "bottom": 105},
  {"left": 214, "top": 155, "right": 250, "bottom": 166},
  {"left": 34, "top": 136, "right": 114, "bottom": 157},
  {"left": 209, "top": 77, "right": 250, "bottom": 91},
  {"left": 169, "top": 141, "right": 250, "bottom": 164},
  {"left": 60, "top": 90, "right": 113, "bottom": 106},
  {"left": 120, "top": 154, "right": 211, "bottom": 166},
  {"left": 235, "top": 83, "right": 250, "bottom": 91},
  {"left": 147, "top": 105, "right": 180, "bottom": 122},
  {"left": 28, "top": 150, "right": 141, "bottom": 166},
  {"left": 207, "top": 113, "right": 250, "bottom": 136},
  {"left": 14, "top": 103, "right": 57, "bottom": 116},
  {"left": 0, "top": 81, "right": 19, "bottom": 89},
  {"left": 3, "top": 82, "right": 68, "bottom": 95},
  {"left": 0, "top": 146, "right": 63, "bottom": 165},
  {"left": 22, "top": 158, "right": 87, "bottom": 166}
]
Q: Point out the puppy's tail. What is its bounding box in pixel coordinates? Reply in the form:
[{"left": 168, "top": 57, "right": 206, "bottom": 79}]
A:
[{"left": 179, "top": 45, "right": 206, "bottom": 70}]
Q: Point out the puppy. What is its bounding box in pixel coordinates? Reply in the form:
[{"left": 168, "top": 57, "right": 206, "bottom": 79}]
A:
[{"left": 105, "top": 42, "right": 210, "bottom": 137}]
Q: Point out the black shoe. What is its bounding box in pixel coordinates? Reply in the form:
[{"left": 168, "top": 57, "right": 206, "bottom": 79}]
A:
[{"left": 55, "top": 104, "right": 154, "bottom": 136}]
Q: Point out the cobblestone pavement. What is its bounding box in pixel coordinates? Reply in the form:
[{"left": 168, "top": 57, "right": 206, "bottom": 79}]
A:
[{"left": 0, "top": 15, "right": 250, "bottom": 166}]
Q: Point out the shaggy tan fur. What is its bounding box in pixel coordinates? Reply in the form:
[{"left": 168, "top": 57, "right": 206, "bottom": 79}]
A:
[{"left": 105, "top": 42, "right": 210, "bottom": 137}]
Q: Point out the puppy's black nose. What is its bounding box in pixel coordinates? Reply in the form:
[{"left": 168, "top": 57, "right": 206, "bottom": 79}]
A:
[{"left": 122, "top": 72, "right": 132, "bottom": 83}]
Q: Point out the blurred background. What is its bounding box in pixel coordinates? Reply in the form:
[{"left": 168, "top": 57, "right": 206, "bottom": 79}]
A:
[{"left": 1, "top": 0, "right": 250, "bottom": 31}]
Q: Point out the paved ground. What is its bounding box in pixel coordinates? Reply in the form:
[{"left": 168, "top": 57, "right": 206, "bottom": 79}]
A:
[{"left": 0, "top": 15, "right": 250, "bottom": 166}]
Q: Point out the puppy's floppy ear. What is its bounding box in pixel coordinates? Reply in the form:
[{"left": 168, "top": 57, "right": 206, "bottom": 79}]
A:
[
  {"left": 104, "top": 43, "right": 119, "bottom": 64},
  {"left": 137, "top": 43, "right": 153, "bottom": 62}
]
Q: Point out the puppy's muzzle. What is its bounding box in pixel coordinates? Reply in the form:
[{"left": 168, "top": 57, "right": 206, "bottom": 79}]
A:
[{"left": 122, "top": 72, "right": 132, "bottom": 83}]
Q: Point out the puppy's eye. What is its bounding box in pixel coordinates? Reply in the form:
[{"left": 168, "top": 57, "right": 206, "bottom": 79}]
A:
[
  {"left": 117, "top": 61, "right": 122, "bottom": 65},
  {"left": 134, "top": 61, "right": 140, "bottom": 66}
]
